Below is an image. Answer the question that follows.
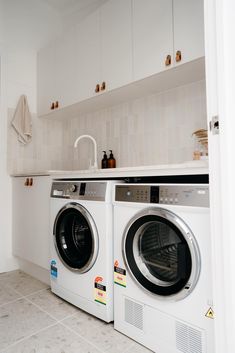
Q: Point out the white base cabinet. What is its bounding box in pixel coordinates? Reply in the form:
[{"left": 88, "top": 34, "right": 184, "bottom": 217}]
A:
[{"left": 12, "top": 176, "right": 51, "bottom": 270}]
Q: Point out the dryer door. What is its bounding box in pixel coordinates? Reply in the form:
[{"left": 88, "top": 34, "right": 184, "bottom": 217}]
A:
[
  {"left": 123, "top": 208, "right": 200, "bottom": 300},
  {"left": 54, "top": 203, "right": 98, "bottom": 273}
]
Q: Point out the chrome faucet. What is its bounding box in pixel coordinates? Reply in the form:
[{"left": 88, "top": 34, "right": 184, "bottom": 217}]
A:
[{"left": 74, "top": 134, "right": 98, "bottom": 170}]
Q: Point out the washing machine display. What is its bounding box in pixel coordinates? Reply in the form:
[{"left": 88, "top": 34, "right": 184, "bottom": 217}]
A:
[
  {"left": 54, "top": 203, "right": 98, "bottom": 273},
  {"left": 123, "top": 208, "right": 200, "bottom": 299}
]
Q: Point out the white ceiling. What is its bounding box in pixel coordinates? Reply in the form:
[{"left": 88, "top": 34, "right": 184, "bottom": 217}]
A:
[{"left": 0, "top": 0, "right": 107, "bottom": 50}]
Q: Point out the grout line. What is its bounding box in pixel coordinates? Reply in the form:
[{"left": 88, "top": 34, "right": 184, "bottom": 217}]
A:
[
  {"left": 24, "top": 294, "right": 81, "bottom": 323},
  {"left": 24, "top": 296, "right": 59, "bottom": 322},
  {"left": 0, "top": 322, "right": 59, "bottom": 353},
  {"left": 0, "top": 295, "right": 25, "bottom": 308},
  {"left": 0, "top": 273, "right": 137, "bottom": 353},
  {"left": 2, "top": 283, "right": 49, "bottom": 299},
  {"left": 59, "top": 320, "right": 104, "bottom": 353},
  {"left": 24, "top": 287, "right": 50, "bottom": 298}
]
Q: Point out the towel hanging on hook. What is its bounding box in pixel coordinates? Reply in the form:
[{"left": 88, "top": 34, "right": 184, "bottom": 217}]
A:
[{"left": 11, "top": 94, "right": 32, "bottom": 145}]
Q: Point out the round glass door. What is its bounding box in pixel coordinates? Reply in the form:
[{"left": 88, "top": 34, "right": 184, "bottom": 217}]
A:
[
  {"left": 124, "top": 208, "right": 200, "bottom": 299},
  {"left": 54, "top": 203, "right": 98, "bottom": 272}
]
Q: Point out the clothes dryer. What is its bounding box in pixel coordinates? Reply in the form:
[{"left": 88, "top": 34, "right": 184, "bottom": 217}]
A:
[
  {"left": 113, "top": 183, "right": 214, "bottom": 353},
  {"left": 50, "top": 180, "right": 119, "bottom": 322}
]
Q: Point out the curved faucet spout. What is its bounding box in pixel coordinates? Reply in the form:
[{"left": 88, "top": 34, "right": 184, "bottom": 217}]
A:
[{"left": 74, "top": 134, "right": 98, "bottom": 170}]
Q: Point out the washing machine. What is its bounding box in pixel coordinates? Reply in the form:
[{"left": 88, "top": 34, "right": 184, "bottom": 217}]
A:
[
  {"left": 50, "top": 179, "right": 120, "bottom": 322},
  {"left": 113, "top": 183, "right": 214, "bottom": 353}
]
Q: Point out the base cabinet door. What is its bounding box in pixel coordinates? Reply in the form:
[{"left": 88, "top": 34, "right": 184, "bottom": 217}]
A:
[
  {"left": 173, "top": 0, "right": 205, "bottom": 65},
  {"left": 12, "top": 176, "right": 51, "bottom": 270}
]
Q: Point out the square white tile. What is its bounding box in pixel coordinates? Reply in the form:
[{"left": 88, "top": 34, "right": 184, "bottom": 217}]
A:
[
  {"left": 62, "top": 310, "right": 135, "bottom": 353},
  {"left": 26, "top": 288, "right": 78, "bottom": 321},
  {"left": 0, "top": 298, "right": 55, "bottom": 351},
  {"left": 4, "top": 323, "right": 102, "bottom": 353},
  {"left": 0, "top": 270, "right": 48, "bottom": 296}
]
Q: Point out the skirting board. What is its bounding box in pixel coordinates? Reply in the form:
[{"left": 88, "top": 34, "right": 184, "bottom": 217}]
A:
[{"left": 17, "top": 258, "right": 50, "bottom": 286}]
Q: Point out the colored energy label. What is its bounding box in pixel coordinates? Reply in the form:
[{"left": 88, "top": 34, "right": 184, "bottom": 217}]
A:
[{"left": 114, "top": 261, "right": 126, "bottom": 287}]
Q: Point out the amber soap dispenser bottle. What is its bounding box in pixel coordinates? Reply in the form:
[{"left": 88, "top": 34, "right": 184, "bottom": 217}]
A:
[{"left": 108, "top": 150, "right": 116, "bottom": 168}]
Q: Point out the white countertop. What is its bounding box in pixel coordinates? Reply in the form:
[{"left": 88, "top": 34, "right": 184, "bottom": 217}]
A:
[{"left": 11, "top": 160, "right": 209, "bottom": 178}]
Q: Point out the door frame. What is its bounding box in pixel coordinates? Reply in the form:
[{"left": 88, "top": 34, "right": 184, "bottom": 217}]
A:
[{"left": 204, "top": 0, "right": 235, "bottom": 352}]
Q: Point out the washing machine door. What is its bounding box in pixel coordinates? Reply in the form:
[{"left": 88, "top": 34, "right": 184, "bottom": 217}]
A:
[
  {"left": 123, "top": 208, "right": 200, "bottom": 300},
  {"left": 54, "top": 202, "right": 98, "bottom": 273}
]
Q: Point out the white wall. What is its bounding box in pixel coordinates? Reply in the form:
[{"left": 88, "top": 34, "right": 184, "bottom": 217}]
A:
[
  {"left": 0, "top": 0, "right": 61, "bottom": 273},
  {"left": 0, "top": 47, "right": 37, "bottom": 272}
]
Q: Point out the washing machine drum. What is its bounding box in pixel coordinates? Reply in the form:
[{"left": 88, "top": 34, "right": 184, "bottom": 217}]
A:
[
  {"left": 54, "top": 203, "right": 99, "bottom": 273},
  {"left": 124, "top": 208, "right": 200, "bottom": 300}
]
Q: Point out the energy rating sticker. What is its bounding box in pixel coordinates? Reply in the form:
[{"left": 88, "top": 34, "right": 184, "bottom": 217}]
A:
[
  {"left": 205, "top": 307, "right": 214, "bottom": 319},
  {"left": 94, "top": 277, "right": 106, "bottom": 305},
  {"left": 50, "top": 260, "right": 57, "bottom": 279},
  {"left": 114, "top": 261, "right": 126, "bottom": 287}
]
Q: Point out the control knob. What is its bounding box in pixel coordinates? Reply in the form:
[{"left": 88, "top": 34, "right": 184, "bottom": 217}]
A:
[{"left": 70, "top": 184, "right": 77, "bottom": 193}]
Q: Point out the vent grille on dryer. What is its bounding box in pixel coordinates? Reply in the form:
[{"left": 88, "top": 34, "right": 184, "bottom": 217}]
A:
[
  {"left": 176, "top": 321, "right": 203, "bottom": 353},
  {"left": 124, "top": 298, "right": 143, "bottom": 330}
]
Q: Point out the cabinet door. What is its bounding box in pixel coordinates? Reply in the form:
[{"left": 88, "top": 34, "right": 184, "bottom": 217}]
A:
[
  {"left": 132, "top": 0, "right": 173, "bottom": 81},
  {"left": 37, "top": 43, "right": 56, "bottom": 116},
  {"left": 173, "top": 0, "right": 205, "bottom": 64},
  {"left": 100, "top": 0, "right": 132, "bottom": 91},
  {"left": 12, "top": 176, "right": 51, "bottom": 270},
  {"left": 76, "top": 9, "right": 101, "bottom": 102},
  {"left": 54, "top": 27, "right": 79, "bottom": 109}
]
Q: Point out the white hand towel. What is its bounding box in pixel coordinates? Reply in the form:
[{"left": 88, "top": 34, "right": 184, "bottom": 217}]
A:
[{"left": 11, "top": 95, "right": 32, "bottom": 144}]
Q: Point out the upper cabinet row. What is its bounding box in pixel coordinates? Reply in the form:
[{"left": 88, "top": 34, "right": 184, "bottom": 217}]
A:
[{"left": 37, "top": 0, "right": 204, "bottom": 117}]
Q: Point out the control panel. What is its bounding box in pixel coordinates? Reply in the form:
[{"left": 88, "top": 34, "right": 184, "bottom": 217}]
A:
[
  {"left": 51, "top": 181, "right": 107, "bottom": 201},
  {"left": 115, "top": 184, "right": 209, "bottom": 208}
]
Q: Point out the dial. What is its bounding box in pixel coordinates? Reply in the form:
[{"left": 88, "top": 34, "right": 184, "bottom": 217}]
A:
[{"left": 70, "top": 184, "right": 77, "bottom": 193}]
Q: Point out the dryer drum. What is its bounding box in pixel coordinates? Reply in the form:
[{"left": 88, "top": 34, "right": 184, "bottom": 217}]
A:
[{"left": 123, "top": 208, "right": 200, "bottom": 299}]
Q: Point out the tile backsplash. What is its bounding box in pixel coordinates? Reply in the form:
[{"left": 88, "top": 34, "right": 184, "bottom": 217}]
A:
[{"left": 8, "top": 80, "right": 207, "bottom": 174}]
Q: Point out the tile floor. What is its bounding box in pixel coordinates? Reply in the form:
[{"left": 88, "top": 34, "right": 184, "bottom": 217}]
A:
[{"left": 0, "top": 270, "right": 152, "bottom": 353}]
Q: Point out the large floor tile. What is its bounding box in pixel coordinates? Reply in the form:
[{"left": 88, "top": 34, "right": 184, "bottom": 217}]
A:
[
  {"left": 0, "top": 298, "right": 56, "bottom": 351},
  {"left": 5, "top": 323, "right": 102, "bottom": 353},
  {"left": 0, "top": 271, "right": 48, "bottom": 296},
  {"left": 0, "top": 285, "right": 22, "bottom": 306},
  {"left": 63, "top": 310, "right": 134, "bottom": 353},
  {"left": 27, "top": 288, "right": 78, "bottom": 320}
]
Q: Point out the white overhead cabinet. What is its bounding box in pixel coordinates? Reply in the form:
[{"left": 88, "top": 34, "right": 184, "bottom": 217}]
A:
[
  {"left": 12, "top": 176, "right": 51, "bottom": 270},
  {"left": 37, "top": 28, "right": 78, "bottom": 116},
  {"left": 37, "top": 0, "right": 205, "bottom": 117},
  {"left": 54, "top": 27, "right": 78, "bottom": 109},
  {"left": 132, "top": 0, "right": 205, "bottom": 81},
  {"left": 100, "top": 0, "right": 132, "bottom": 92},
  {"left": 37, "top": 0, "right": 132, "bottom": 114},
  {"left": 132, "top": 0, "right": 173, "bottom": 81},
  {"left": 173, "top": 0, "right": 205, "bottom": 66},
  {"left": 37, "top": 42, "right": 56, "bottom": 116},
  {"left": 76, "top": 9, "right": 101, "bottom": 102},
  {"left": 76, "top": 0, "right": 133, "bottom": 98}
]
